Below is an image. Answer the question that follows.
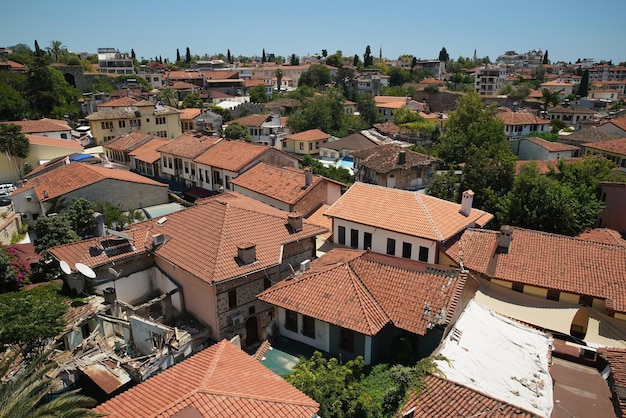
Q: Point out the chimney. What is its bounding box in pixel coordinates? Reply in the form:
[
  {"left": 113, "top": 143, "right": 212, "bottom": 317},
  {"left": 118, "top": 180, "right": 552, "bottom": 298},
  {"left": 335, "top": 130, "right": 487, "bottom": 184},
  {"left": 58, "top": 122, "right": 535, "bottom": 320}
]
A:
[
  {"left": 304, "top": 167, "right": 313, "bottom": 188},
  {"left": 497, "top": 225, "right": 514, "bottom": 253},
  {"left": 459, "top": 190, "right": 474, "bottom": 217},
  {"left": 93, "top": 212, "right": 106, "bottom": 237},
  {"left": 398, "top": 150, "right": 406, "bottom": 165},
  {"left": 237, "top": 242, "right": 256, "bottom": 265},
  {"left": 288, "top": 212, "right": 303, "bottom": 232}
]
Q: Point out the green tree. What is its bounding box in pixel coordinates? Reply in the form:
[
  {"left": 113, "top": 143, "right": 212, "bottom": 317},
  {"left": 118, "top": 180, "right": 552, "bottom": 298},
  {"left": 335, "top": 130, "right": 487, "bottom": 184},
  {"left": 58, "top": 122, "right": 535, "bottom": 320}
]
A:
[
  {"left": 176, "top": 48, "right": 181, "bottom": 63},
  {"left": 34, "top": 216, "right": 80, "bottom": 257},
  {"left": 185, "top": 47, "right": 191, "bottom": 63},
  {"left": 156, "top": 88, "right": 178, "bottom": 108},
  {"left": 92, "top": 201, "right": 144, "bottom": 230},
  {"left": 426, "top": 169, "right": 459, "bottom": 202},
  {"left": 0, "top": 123, "right": 30, "bottom": 182},
  {"left": 262, "top": 48, "right": 266, "bottom": 63},
  {"left": 542, "top": 50, "right": 549, "bottom": 65},
  {"left": 541, "top": 88, "right": 561, "bottom": 111},
  {"left": 290, "top": 53, "right": 299, "bottom": 66},
  {"left": 363, "top": 45, "right": 373, "bottom": 67},
  {"left": 0, "top": 246, "right": 18, "bottom": 293},
  {"left": 0, "top": 346, "right": 102, "bottom": 417},
  {"left": 438, "top": 47, "right": 449, "bottom": 62},
  {"left": 356, "top": 93, "right": 379, "bottom": 126},
  {"left": 0, "top": 284, "right": 67, "bottom": 356},
  {"left": 287, "top": 88, "right": 356, "bottom": 137},
  {"left": 275, "top": 68, "right": 283, "bottom": 91},
  {"left": 65, "top": 198, "right": 96, "bottom": 238},
  {"left": 387, "top": 66, "right": 410, "bottom": 87},
  {"left": 224, "top": 122, "right": 251, "bottom": 141},
  {"left": 353, "top": 54, "right": 360, "bottom": 67},
  {"left": 46, "top": 40, "right": 67, "bottom": 63},
  {"left": 298, "top": 64, "right": 331, "bottom": 89},
  {"left": 182, "top": 92, "right": 204, "bottom": 108},
  {"left": 578, "top": 69, "right": 589, "bottom": 97},
  {"left": 249, "top": 85, "right": 269, "bottom": 103},
  {"left": 300, "top": 154, "right": 353, "bottom": 186},
  {"left": 227, "top": 49, "right": 231, "bottom": 64}
]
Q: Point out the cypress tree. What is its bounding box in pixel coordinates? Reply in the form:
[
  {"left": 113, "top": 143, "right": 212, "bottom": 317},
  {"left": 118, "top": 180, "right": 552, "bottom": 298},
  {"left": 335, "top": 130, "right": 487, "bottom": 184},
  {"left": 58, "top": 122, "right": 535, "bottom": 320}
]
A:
[{"left": 578, "top": 69, "right": 589, "bottom": 97}]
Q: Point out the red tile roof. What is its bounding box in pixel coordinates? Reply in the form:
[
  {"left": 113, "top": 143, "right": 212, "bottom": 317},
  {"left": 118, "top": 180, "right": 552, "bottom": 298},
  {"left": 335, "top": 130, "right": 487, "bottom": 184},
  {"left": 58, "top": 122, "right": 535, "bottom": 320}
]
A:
[
  {"left": 157, "top": 133, "right": 220, "bottom": 159},
  {"left": 26, "top": 135, "right": 83, "bottom": 150},
  {"left": 604, "top": 117, "right": 626, "bottom": 132},
  {"left": 351, "top": 144, "right": 440, "bottom": 173},
  {"left": 322, "top": 133, "right": 377, "bottom": 152},
  {"left": 97, "top": 97, "right": 138, "bottom": 108},
  {"left": 445, "top": 227, "right": 626, "bottom": 313},
  {"left": 284, "top": 129, "right": 330, "bottom": 142},
  {"left": 305, "top": 204, "right": 332, "bottom": 240},
  {"left": 179, "top": 108, "right": 202, "bottom": 120},
  {"left": 193, "top": 140, "right": 272, "bottom": 171},
  {"left": 497, "top": 112, "right": 550, "bottom": 126},
  {"left": 324, "top": 183, "right": 493, "bottom": 242},
  {"left": 258, "top": 248, "right": 465, "bottom": 336},
  {"left": 94, "top": 340, "right": 319, "bottom": 418},
  {"left": 400, "top": 375, "right": 537, "bottom": 417},
  {"left": 525, "top": 137, "right": 579, "bottom": 152},
  {"left": 577, "top": 228, "right": 626, "bottom": 247},
  {"left": 104, "top": 132, "right": 152, "bottom": 151},
  {"left": 231, "top": 163, "right": 341, "bottom": 206},
  {"left": 51, "top": 193, "right": 327, "bottom": 284},
  {"left": 13, "top": 162, "right": 166, "bottom": 202},
  {"left": 2, "top": 118, "right": 71, "bottom": 133},
  {"left": 582, "top": 136, "right": 626, "bottom": 156},
  {"left": 229, "top": 114, "right": 271, "bottom": 127},
  {"left": 170, "top": 81, "right": 198, "bottom": 90},
  {"left": 129, "top": 137, "right": 170, "bottom": 163}
]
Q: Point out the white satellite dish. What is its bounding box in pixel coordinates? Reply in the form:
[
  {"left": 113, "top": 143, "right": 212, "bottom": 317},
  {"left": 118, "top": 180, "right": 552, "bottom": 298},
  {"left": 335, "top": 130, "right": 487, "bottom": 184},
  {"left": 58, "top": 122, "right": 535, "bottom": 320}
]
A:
[
  {"left": 59, "top": 260, "right": 72, "bottom": 275},
  {"left": 75, "top": 263, "right": 96, "bottom": 279}
]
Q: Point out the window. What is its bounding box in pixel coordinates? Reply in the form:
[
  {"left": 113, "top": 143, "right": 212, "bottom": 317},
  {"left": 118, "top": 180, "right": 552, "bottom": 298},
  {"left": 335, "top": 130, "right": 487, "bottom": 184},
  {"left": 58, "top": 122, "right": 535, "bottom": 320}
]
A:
[
  {"left": 418, "top": 246, "right": 429, "bottom": 262},
  {"left": 118, "top": 120, "right": 126, "bottom": 128},
  {"left": 579, "top": 295, "right": 593, "bottom": 307},
  {"left": 547, "top": 289, "right": 560, "bottom": 301},
  {"left": 248, "top": 306, "right": 255, "bottom": 315},
  {"left": 338, "top": 226, "right": 346, "bottom": 245},
  {"left": 511, "top": 282, "right": 524, "bottom": 293},
  {"left": 225, "top": 175, "right": 231, "bottom": 190},
  {"left": 387, "top": 238, "right": 396, "bottom": 256},
  {"left": 60, "top": 133, "right": 67, "bottom": 139},
  {"left": 350, "top": 229, "right": 359, "bottom": 249},
  {"left": 339, "top": 328, "right": 355, "bottom": 352},
  {"left": 302, "top": 315, "right": 315, "bottom": 339},
  {"left": 285, "top": 310, "right": 297, "bottom": 332},
  {"left": 309, "top": 142, "right": 313, "bottom": 151},
  {"left": 184, "top": 161, "right": 189, "bottom": 174},
  {"left": 162, "top": 156, "right": 167, "bottom": 167},
  {"left": 282, "top": 141, "right": 287, "bottom": 149},
  {"left": 168, "top": 157, "right": 173, "bottom": 169},
  {"left": 156, "top": 116, "right": 166, "bottom": 125},
  {"left": 299, "top": 142, "right": 304, "bottom": 150},
  {"left": 228, "top": 289, "right": 237, "bottom": 309},
  {"left": 264, "top": 277, "right": 272, "bottom": 290},
  {"left": 402, "top": 242, "right": 412, "bottom": 259},
  {"left": 364, "top": 232, "right": 372, "bottom": 250},
  {"left": 190, "top": 163, "right": 196, "bottom": 176}
]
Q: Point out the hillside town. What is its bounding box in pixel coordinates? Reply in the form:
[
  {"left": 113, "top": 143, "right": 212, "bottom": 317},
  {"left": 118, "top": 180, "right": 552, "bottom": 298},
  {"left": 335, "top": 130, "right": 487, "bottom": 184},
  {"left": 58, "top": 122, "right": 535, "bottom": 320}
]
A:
[{"left": 1, "top": 40, "right": 626, "bottom": 418}]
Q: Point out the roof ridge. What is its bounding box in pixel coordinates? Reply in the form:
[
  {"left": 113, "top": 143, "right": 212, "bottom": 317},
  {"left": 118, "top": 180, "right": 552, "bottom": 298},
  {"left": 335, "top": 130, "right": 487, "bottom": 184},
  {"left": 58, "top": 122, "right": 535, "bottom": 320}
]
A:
[
  {"left": 345, "top": 262, "right": 390, "bottom": 334},
  {"left": 415, "top": 193, "right": 443, "bottom": 241},
  {"left": 194, "top": 389, "right": 318, "bottom": 407}
]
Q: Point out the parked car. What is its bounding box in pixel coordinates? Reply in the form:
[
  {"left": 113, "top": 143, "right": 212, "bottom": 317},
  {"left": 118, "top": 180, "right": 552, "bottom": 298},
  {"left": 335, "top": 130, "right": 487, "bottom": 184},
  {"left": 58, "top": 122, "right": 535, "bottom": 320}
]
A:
[{"left": 0, "top": 194, "right": 11, "bottom": 206}]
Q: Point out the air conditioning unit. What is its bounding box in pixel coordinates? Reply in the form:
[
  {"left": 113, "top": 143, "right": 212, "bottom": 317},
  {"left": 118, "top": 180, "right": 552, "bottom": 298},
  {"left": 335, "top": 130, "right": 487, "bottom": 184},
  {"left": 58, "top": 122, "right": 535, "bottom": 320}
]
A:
[
  {"left": 229, "top": 313, "right": 244, "bottom": 327},
  {"left": 152, "top": 233, "right": 166, "bottom": 246}
]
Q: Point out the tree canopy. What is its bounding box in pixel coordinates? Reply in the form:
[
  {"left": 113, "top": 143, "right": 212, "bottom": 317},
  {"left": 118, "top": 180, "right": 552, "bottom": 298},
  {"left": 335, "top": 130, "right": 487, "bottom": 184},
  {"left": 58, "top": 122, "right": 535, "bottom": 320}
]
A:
[
  {"left": 224, "top": 122, "right": 251, "bottom": 141},
  {"left": 298, "top": 64, "right": 332, "bottom": 89},
  {"left": 34, "top": 216, "right": 80, "bottom": 257},
  {"left": 181, "top": 92, "right": 205, "bottom": 108},
  {"left": 0, "top": 123, "right": 30, "bottom": 182}
]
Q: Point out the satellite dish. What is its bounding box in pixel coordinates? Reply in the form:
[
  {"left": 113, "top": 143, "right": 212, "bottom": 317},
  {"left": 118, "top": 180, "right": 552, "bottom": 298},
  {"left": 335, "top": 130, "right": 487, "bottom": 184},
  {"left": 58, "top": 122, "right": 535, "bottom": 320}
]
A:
[
  {"left": 59, "top": 260, "right": 72, "bottom": 275},
  {"left": 108, "top": 267, "right": 121, "bottom": 278},
  {"left": 75, "top": 263, "right": 96, "bottom": 279}
]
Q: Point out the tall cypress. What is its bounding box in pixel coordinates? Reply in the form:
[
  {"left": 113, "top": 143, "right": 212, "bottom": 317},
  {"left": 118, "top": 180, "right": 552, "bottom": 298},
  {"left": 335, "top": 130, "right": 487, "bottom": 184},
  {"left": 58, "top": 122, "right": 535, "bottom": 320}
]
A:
[{"left": 578, "top": 69, "right": 589, "bottom": 97}]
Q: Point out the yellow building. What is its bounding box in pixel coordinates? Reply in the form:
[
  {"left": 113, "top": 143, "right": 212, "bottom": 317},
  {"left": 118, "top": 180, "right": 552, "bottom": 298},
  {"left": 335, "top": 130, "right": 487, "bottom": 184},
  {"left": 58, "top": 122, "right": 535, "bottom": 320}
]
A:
[
  {"left": 281, "top": 129, "right": 330, "bottom": 155},
  {"left": 86, "top": 99, "right": 182, "bottom": 145}
]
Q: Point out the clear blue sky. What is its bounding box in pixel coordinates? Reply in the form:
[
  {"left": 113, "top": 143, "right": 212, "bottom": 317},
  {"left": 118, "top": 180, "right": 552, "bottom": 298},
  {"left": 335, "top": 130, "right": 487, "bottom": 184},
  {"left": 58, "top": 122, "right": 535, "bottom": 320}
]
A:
[{"left": 3, "top": 0, "right": 625, "bottom": 64}]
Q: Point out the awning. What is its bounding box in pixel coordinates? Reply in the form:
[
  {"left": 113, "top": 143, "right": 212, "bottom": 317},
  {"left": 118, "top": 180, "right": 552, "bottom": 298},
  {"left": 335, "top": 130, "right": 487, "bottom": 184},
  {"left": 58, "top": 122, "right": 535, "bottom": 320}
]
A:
[
  {"left": 474, "top": 278, "right": 581, "bottom": 335},
  {"left": 585, "top": 308, "right": 626, "bottom": 349}
]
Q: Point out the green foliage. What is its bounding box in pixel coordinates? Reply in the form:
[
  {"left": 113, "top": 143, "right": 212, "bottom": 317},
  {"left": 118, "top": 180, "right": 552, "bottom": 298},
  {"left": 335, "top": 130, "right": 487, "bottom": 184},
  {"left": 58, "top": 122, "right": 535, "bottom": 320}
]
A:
[
  {"left": 334, "top": 66, "right": 356, "bottom": 100},
  {"left": 0, "top": 283, "right": 67, "bottom": 355},
  {"left": 300, "top": 154, "right": 353, "bottom": 186},
  {"left": 25, "top": 57, "right": 81, "bottom": 119},
  {"left": 224, "top": 122, "right": 251, "bottom": 141},
  {"left": 0, "top": 247, "right": 18, "bottom": 292},
  {"left": 541, "top": 88, "right": 561, "bottom": 111},
  {"left": 287, "top": 351, "right": 441, "bottom": 418},
  {"left": 381, "top": 85, "right": 415, "bottom": 97},
  {"left": 0, "top": 123, "right": 30, "bottom": 182},
  {"left": 326, "top": 51, "right": 343, "bottom": 68},
  {"left": 87, "top": 75, "right": 115, "bottom": 93},
  {"left": 438, "top": 47, "right": 449, "bottom": 62},
  {"left": 92, "top": 201, "right": 144, "bottom": 230},
  {"left": 117, "top": 74, "right": 151, "bottom": 92},
  {"left": 393, "top": 107, "right": 433, "bottom": 137},
  {"left": 65, "top": 198, "right": 96, "bottom": 238},
  {"left": 424, "top": 84, "right": 439, "bottom": 94},
  {"left": 156, "top": 88, "right": 178, "bottom": 108},
  {"left": 298, "top": 64, "right": 332, "bottom": 89},
  {"left": 34, "top": 216, "right": 80, "bottom": 257},
  {"left": 209, "top": 105, "right": 232, "bottom": 123},
  {"left": 0, "top": 346, "right": 102, "bottom": 417},
  {"left": 356, "top": 93, "right": 380, "bottom": 126},
  {"left": 0, "top": 77, "right": 29, "bottom": 121},
  {"left": 364, "top": 45, "right": 374, "bottom": 67},
  {"left": 499, "top": 83, "right": 530, "bottom": 101},
  {"left": 426, "top": 169, "right": 460, "bottom": 202},
  {"left": 527, "top": 130, "right": 558, "bottom": 141},
  {"left": 435, "top": 91, "right": 506, "bottom": 165},
  {"left": 249, "top": 85, "right": 269, "bottom": 103},
  {"left": 387, "top": 67, "right": 410, "bottom": 87},
  {"left": 181, "top": 92, "right": 204, "bottom": 108},
  {"left": 578, "top": 69, "right": 589, "bottom": 97}
]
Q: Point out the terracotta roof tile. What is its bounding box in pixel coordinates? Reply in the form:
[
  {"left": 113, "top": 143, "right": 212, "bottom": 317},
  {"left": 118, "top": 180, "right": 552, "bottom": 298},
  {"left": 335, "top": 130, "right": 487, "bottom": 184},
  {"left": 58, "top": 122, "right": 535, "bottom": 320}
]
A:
[
  {"left": 179, "top": 108, "right": 202, "bottom": 120},
  {"left": 167, "top": 71, "right": 203, "bottom": 80},
  {"left": 130, "top": 137, "right": 170, "bottom": 163},
  {"left": 229, "top": 114, "right": 271, "bottom": 127},
  {"left": 325, "top": 183, "right": 493, "bottom": 242},
  {"left": 97, "top": 97, "right": 138, "bottom": 108},
  {"left": 598, "top": 347, "right": 626, "bottom": 416},
  {"left": 351, "top": 144, "right": 440, "bottom": 173},
  {"left": 193, "top": 140, "right": 272, "bottom": 171},
  {"left": 26, "top": 135, "right": 83, "bottom": 150},
  {"left": 577, "top": 228, "right": 626, "bottom": 247},
  {"left": 401, "top": 375, "right": 537, "bottom": 417},
  {"left": 322, "top": 133, "right": 377, "bottom": 151},
  {"left": 284, "top": 129, "right": 330, "bottom": 142},
  {"left": 497, "top": 112, "right": 550, "bottom": 126},
  {"left": 157, "top": 133, "right": 220, "bottom": 159},
  {"left": 305, "top": 204, "right": 332, "bottom": 240},
  {"left": 525, "top": 136, "right": 580, "bottom": 152},
  {"left": 231, "top": 163, "right": 341, "bottom": 206},
  {"left": 13, "top": 162, "right": 166, "bottom": 201},
  {"left": 94, "top": 340, "right": 319, "bottom": 418},
  {"left": 2, "top": 118, "right": 71, "bottom": 133},
  {"left": 582, "top": 136, "right": 626, "bottom": 155},
  {"left": 446, "top": 227, "right": 626, "bottom": 313},
  {"left": 170, "top": 81, "right": 198, "bottom": 90},
  {"left": 603, "top": 117, "right": 626, "bottom": 132},
  {"left": 104, "top": 132, "right": 153, "bottom": 151},
  {"left": 51, "top": 193, "right": 327, "bottom": 284},
  {"left": 258, "top": 248, "right": 465, "bottom": 336}
]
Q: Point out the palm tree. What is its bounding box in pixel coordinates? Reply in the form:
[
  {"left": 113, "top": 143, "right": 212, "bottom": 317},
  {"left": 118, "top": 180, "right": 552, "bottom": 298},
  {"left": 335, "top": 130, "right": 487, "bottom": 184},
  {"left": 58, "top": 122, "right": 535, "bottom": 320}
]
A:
[
  {"left": 275, "top": 68, "right": 283, "bottom": 93},
  {"left": 0, "top": 348, "right": 103, "bottom": 417},
  {"left": 47, "top": 40, "right": 67, "bottom": 63}
]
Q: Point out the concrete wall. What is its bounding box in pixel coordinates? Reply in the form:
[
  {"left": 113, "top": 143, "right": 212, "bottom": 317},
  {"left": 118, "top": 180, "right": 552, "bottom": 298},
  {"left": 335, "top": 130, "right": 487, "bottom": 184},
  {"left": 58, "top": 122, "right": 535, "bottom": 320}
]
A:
[
  {"left": 598, "top": 183, "right": 626, "bottom": 233},
  {"left": 517, "top": 139, "right": 575, "bottom": 161},
  {"left": 294, "top": 181, "right": 328, "bottom": 216},
  {"left": 279, "top": 237, "right": 317, "bottom": 278},
  {"left": 277, "top": 307, "right": 330, "bottom": 353}
]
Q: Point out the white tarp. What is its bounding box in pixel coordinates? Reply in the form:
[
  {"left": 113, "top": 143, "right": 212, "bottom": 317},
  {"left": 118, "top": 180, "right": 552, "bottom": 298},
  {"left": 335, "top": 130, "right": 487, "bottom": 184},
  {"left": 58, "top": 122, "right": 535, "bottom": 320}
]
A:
[
  {"left": 435, "top": 300, "right": 553, "bottom": 418},
  {"left": 474, "top": 278, "right": 581, "bottom": 335}
]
